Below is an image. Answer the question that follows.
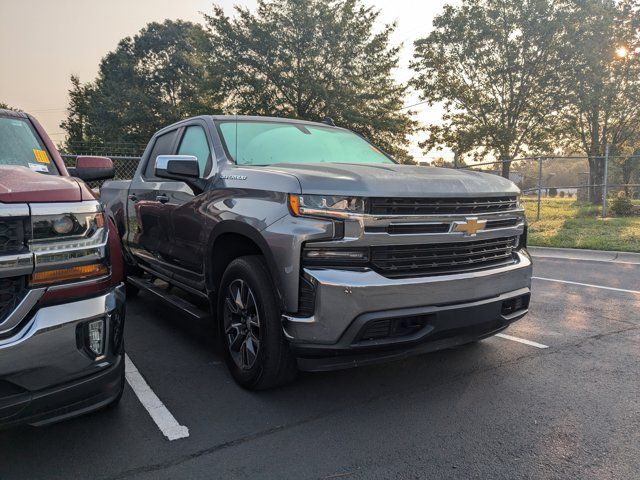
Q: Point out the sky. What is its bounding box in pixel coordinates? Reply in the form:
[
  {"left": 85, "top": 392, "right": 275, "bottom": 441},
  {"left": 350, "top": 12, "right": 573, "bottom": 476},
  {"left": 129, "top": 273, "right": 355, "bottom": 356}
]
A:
[{"left": 0, "top": 0, "right": 453, "bottom": 161}]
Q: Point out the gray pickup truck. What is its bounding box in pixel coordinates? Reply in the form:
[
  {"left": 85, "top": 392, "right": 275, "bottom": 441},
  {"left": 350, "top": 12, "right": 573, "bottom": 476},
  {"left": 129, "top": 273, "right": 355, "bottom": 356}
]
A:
[{"left": 102, "top": 115, "right": 532, "bottom": 389}]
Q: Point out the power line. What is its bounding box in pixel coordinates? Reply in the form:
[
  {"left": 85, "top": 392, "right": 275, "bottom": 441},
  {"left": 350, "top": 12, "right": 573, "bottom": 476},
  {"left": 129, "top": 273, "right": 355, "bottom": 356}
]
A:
[{"left": 398, "top": 99, "right": 430, "bottom": 110}]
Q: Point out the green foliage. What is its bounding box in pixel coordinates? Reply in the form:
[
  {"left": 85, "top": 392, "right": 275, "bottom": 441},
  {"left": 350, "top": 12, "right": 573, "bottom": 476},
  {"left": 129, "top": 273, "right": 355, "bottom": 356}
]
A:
[
  {"left": 523, "top": 197, "right": 640, "bottom": 251},
  {"left": 61, "top": 20, "right": 225, "bottom": 152},
  {"left": 204, "top": 0, "right": 416, "bottom": 161},
  {"left": 557, "top": 0, "right": 640, "bottom": 202},
  {"left": 611, "top": 191, "right": 634, "bottom": 216},
  {"left": 548, "top": 187, "right": 558, "bottom": 197},
  {"left": 410, "top": 0, "right": 566, "bottom": 177},
  {"left": 0, "top": 102, "right": 17, "bottom": 111}
]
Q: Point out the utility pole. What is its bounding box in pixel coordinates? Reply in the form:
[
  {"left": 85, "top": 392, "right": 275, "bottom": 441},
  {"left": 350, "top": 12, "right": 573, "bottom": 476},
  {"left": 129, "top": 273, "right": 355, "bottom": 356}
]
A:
[{"left": 602, "top": 144, "right": 609, "bottom": 218}]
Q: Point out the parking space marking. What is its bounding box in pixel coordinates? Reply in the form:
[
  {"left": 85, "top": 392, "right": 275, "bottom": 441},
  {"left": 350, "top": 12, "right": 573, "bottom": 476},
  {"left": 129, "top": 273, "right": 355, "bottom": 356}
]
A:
[
  {"left": 533, "top": 276, "right": 640, "bottom": 295},
  {"left": 125, "top": 354, "right": 189, "bottom": 441},
  {"left": 495, "top": 333, "right": 549, "bottom": 349}
]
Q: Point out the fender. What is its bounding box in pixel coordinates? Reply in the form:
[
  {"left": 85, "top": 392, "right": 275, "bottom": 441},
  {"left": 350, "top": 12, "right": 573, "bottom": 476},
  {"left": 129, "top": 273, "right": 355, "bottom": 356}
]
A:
[{"left": 205, "top": 220, "right": 285, "bottom": 309}]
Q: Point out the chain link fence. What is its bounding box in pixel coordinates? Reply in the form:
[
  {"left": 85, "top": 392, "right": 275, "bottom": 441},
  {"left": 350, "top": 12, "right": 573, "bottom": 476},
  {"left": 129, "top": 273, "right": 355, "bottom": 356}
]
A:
[
  {"left": 455, "top": 154, "right": 640, "bottom": 221},
  {"left": 61, "top": 154, "right": 141, "bottom": 186}
]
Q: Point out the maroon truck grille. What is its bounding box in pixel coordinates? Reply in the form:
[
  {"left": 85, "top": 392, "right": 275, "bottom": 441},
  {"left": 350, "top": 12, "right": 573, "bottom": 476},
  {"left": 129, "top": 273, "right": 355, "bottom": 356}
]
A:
[
  {"left": 0, "top": 218, "right": 27, "bottom": 254},
  {"left": 0, "top": 276, "right": 25, "bottom": 323}
]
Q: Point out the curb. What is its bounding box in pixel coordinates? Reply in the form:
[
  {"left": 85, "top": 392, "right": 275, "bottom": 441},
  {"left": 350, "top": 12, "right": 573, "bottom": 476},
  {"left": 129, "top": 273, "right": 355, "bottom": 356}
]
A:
[{"left": 528, "top": 246, "right": 640, "bottom": 264}]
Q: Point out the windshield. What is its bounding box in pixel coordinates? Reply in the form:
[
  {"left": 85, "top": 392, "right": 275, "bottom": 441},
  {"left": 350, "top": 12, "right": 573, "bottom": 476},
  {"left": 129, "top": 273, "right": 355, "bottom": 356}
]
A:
[
  {"left": 218, "top": 120, "right": 394, "bottom": 166},
  {"left": 0, "top": 116, "right": 59, "bottom": 175}
]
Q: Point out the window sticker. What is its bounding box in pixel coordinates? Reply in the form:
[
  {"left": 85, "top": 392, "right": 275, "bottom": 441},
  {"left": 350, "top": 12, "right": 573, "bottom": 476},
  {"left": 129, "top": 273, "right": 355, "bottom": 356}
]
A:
[
  {"left": 28, "top": 162, "right": 49, "bottom": 173},
  {"left": 33, "top": 149, "right": 50, "bottom": 164}
]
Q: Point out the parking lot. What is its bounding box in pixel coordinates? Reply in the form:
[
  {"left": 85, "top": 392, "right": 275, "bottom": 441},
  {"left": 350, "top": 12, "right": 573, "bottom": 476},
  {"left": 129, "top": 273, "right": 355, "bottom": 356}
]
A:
[{"left": 1, "top": 253, "right": 638, "bottom": 480}]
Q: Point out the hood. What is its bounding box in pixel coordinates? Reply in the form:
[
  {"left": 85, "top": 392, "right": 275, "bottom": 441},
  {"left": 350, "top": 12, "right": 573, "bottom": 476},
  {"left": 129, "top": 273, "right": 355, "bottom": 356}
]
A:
[
  {"left": 0, "top": 166, "right": 83, "bottom": 203},
  {"left": 263, "top": 163, "right": 519, "bottom": 197}
]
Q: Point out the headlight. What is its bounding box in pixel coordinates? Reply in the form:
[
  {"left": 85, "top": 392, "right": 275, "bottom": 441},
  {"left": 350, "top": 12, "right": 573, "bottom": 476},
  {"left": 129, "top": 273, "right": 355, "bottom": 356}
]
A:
[
  {"left": 29, "top": 201, "right": 109, "bottom": 286},
  {"left": 303, "top": 247, "right": 369, "bottom": 266},
  {"left": 32, "top": 211, "right": 104, "bottom": 242},
  {"left": 289, "top": 194, "right": 366, "bottom": 218}
]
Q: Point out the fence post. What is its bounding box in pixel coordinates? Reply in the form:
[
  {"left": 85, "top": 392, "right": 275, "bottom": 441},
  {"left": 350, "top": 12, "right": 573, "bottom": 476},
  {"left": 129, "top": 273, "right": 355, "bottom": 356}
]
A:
[
  {"left": 536, "top": 156, "right": 543, "bottom": 221},
  {"left": 602, "top": 144, "right": 609, "bottom": 218}
]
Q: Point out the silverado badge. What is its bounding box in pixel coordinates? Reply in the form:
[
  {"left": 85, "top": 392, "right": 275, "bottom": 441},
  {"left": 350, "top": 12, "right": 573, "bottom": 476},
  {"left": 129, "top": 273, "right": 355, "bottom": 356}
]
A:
[{"left": 452, "top": 217, "right": 487, "bottom": 236}]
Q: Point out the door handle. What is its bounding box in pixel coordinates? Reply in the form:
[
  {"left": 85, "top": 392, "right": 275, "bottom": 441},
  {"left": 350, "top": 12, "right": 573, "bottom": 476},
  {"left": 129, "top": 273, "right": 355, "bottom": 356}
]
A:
[
  {"left": 128, "top": 194, "right": 138, "bottom": 202},
  {"left": 156, "top": 194, "right": 170, "bottom": 203}
]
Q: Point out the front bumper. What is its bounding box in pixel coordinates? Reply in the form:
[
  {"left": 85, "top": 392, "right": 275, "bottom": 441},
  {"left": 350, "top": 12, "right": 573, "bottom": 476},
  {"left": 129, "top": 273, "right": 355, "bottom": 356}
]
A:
[
  {"left": 0, "top": 284, "right": 125, "bottom": 427},
  {"left": 283, "top": 251, "right": 532, "bottom": 371}
]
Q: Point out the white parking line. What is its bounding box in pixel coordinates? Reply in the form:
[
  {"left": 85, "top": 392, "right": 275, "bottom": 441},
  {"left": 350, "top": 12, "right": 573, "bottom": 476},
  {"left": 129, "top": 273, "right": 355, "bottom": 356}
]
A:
[
  {"left": 495, "top": 333, "right": 549, "bottom": 349},
  {"left": 124, "top": 354, "right": 189, "bottom": 441},
  {"left": 533, "top": 276, "right": 640, "bottom": 295}
]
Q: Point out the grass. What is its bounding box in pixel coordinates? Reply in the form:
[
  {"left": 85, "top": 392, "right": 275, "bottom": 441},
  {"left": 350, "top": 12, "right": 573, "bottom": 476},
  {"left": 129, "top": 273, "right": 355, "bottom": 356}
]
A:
[{"left": 522, "top": 197, "right": 640, "bottom": 252}]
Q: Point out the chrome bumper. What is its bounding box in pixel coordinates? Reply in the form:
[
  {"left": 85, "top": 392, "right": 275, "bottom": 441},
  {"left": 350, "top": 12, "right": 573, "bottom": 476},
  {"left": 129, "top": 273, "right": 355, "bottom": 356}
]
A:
[
  {"left": 0, "top": 285, "right": 125, "bottom": 393},
  {"left": 283, "top": 251, "right": 532, "bottom": 345}
]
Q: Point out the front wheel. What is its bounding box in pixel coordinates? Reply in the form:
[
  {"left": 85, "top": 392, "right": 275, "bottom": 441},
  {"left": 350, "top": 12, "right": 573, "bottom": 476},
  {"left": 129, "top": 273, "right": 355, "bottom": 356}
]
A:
[{"left": 218, "top": 256, "right": 297, "bottom": 390}]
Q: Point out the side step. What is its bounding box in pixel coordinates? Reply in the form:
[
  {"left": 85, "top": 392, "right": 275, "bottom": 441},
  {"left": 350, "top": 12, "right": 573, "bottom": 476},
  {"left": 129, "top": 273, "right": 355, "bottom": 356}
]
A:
[{"left": 127, "top": 276, "right": 212, "bottom": 321}]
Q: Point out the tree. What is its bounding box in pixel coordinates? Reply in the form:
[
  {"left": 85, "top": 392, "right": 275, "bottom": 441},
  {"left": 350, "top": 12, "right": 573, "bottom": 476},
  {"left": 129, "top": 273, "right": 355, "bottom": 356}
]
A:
[
  {"left": 0, "top": 102, "right": 17, "bottom": 111},
  {"left": 61, "top": 20, "right": 226, "bottom": 153},
  {"left": 411, "top": 0, "right": 567, "bottom": 178},
  {"left": 558, "top": 0, "right": 640, "bottom": 203},
  {"left": 204, "top": 0, "right": 416, "bottom": 160}
]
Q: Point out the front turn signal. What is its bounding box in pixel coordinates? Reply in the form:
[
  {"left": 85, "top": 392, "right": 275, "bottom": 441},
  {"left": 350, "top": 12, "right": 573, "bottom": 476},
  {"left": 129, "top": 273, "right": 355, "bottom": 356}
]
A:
[{"left": 30, "top": 263, "right": 108, "bottom": 286}]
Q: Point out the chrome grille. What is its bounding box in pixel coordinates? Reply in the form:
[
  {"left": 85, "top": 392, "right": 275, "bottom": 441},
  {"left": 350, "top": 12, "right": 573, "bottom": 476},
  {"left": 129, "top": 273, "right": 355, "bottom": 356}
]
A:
[
  {"left": 370, "top": 196, "right": 519, "bottom": 215},
  {"left": 370, "top": 236, "right": 519, "bottom": 278}
]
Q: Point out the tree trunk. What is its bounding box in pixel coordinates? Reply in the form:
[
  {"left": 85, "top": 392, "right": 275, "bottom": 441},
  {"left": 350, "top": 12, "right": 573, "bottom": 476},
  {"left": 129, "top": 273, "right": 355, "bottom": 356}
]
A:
[
  {"left": 501, "top": 159, "right": 511, "bottom": 179},
  {"left": 588, "top": 156, "right": 604, "bottom": 204}
]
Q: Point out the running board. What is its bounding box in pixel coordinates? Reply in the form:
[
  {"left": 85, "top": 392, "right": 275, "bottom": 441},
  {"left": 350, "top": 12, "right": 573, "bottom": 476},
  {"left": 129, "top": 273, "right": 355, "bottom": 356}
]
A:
[{"left": 127, "top": 276, "right": 211, "bottom": 321}]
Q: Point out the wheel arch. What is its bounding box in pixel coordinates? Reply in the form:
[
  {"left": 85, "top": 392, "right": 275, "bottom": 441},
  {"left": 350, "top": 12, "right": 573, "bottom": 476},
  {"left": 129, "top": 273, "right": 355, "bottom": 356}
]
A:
[{"left": 206, "top": 221, "right": 285, "bottom": 310}]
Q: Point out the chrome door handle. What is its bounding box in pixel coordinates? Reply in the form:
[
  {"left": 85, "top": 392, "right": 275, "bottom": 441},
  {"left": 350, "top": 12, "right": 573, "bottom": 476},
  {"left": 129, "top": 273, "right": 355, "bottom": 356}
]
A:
[
  {"left": 128, "top": 194, "right": 138, "bottom": 202},
  {"left": 156, "top": 194, "right": 170, "bottom": 203}
]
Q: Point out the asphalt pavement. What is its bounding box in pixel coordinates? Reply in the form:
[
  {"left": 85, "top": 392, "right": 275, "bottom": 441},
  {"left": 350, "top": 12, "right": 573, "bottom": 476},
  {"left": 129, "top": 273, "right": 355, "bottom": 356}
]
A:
[{"left": 1, "top": 252, "right": 638, "bottom": 480}]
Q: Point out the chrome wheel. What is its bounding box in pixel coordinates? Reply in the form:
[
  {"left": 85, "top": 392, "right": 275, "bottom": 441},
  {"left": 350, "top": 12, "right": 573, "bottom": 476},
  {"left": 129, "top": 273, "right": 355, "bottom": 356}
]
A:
[{"left": 223, "top": 279, "right": 261, "bottom": 370}]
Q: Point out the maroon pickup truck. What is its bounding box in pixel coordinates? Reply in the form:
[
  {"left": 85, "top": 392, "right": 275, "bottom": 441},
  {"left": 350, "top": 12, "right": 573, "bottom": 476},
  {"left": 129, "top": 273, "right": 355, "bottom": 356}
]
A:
[{"left": 0, "top": 109, "right": 125, "bottom": 427}]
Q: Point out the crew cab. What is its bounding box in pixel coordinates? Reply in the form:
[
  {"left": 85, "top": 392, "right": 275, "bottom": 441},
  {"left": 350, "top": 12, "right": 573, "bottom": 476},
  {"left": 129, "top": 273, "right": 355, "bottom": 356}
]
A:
[
  {"left": 101, "top": 115, "right": 532, "bottom": 390},
  {"left": 0, "top": 109, "right": 125, "bottom": 427}
]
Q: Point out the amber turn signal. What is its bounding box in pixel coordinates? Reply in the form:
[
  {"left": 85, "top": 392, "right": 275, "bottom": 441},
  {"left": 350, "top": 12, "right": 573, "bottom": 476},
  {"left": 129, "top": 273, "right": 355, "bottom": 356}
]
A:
[
  {"left": 30, "top": 263, "right": 108, "bottom": 286},
  {"left": 288, "top": 194, "right": 301, "bottom": 216}
]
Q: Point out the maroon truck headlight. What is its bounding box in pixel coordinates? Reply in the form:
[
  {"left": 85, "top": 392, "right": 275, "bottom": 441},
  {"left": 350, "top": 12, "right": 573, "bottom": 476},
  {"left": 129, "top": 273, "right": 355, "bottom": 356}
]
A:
[{"left": 29, "top": 201, "right": 110, "bottom": 286}]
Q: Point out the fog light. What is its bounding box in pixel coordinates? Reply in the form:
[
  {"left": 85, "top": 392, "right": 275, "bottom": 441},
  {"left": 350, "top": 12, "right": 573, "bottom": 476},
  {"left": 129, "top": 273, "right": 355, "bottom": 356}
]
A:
[{"left": 87, "top": 319, "right": 105, "bottom": 356}]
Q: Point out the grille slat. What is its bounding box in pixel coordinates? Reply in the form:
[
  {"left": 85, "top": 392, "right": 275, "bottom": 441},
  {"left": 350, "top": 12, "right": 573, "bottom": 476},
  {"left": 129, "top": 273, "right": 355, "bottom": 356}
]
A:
[
  {"left": 371, "top": 237, "right": 518, "bottom": 278},
  {"left": 370, "top": 196, "right": 518, "bottom": 216}
]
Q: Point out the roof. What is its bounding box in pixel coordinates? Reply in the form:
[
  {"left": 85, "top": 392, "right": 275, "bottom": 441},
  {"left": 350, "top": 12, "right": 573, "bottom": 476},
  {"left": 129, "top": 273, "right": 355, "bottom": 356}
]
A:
[
  {"left": 208, "top": 115, "right": 336, "bottom": 128},
  {"left": 0, "top": 109, "right": 28, "bottom": 119}
]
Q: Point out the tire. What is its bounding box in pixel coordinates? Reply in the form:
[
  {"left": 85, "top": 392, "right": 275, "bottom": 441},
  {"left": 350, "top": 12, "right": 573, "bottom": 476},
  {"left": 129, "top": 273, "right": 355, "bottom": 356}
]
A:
[{"left": 217, "top": 255, "right": 297, "bottom": 390}]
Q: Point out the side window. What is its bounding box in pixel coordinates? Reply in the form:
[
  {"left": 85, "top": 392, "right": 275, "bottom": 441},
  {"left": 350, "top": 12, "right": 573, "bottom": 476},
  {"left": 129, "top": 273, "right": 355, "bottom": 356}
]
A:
[
  {"left": 177, "top": 126, "right": 211, "bottom": 177},
  {"left": 144, "top": 130, "right": 178, "bottom": 179}
]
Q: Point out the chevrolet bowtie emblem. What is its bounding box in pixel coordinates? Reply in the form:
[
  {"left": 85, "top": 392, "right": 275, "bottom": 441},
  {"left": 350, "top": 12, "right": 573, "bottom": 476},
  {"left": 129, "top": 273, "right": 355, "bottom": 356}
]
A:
[{"left": 452, "top": 217, "right": 487, "bottom": 236}]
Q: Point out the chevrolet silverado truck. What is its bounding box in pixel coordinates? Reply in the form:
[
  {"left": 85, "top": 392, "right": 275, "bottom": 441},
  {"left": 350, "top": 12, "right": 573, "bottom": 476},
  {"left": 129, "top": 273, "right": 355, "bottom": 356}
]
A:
[
  {"left": 0, "top": 109, "right": 125, "bottom": 427},
  {"left": 101, "top": 115, "right": 532, "bottom": 390}
]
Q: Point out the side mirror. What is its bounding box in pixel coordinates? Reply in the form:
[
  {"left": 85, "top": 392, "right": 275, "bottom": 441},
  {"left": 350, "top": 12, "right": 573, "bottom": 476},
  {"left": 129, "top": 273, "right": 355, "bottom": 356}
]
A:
[
  {"left": 155, "top": 155, "right": 199, "bottom": 180},
  {"left": 70, "top": 156, "right": 114, "bottom": 181},
  {"left": 155, "top": 155, "right": 207, "bottom": 193}
]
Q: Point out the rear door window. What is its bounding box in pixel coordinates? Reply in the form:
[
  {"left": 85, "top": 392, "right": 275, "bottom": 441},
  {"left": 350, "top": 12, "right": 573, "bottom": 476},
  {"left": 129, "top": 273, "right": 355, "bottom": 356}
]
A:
[
  {"left": 144, "top": 130, "right": 179, "bottom": 179},
  {"left": 0, "top": 116, "right": 59, "bottom": 175}
]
